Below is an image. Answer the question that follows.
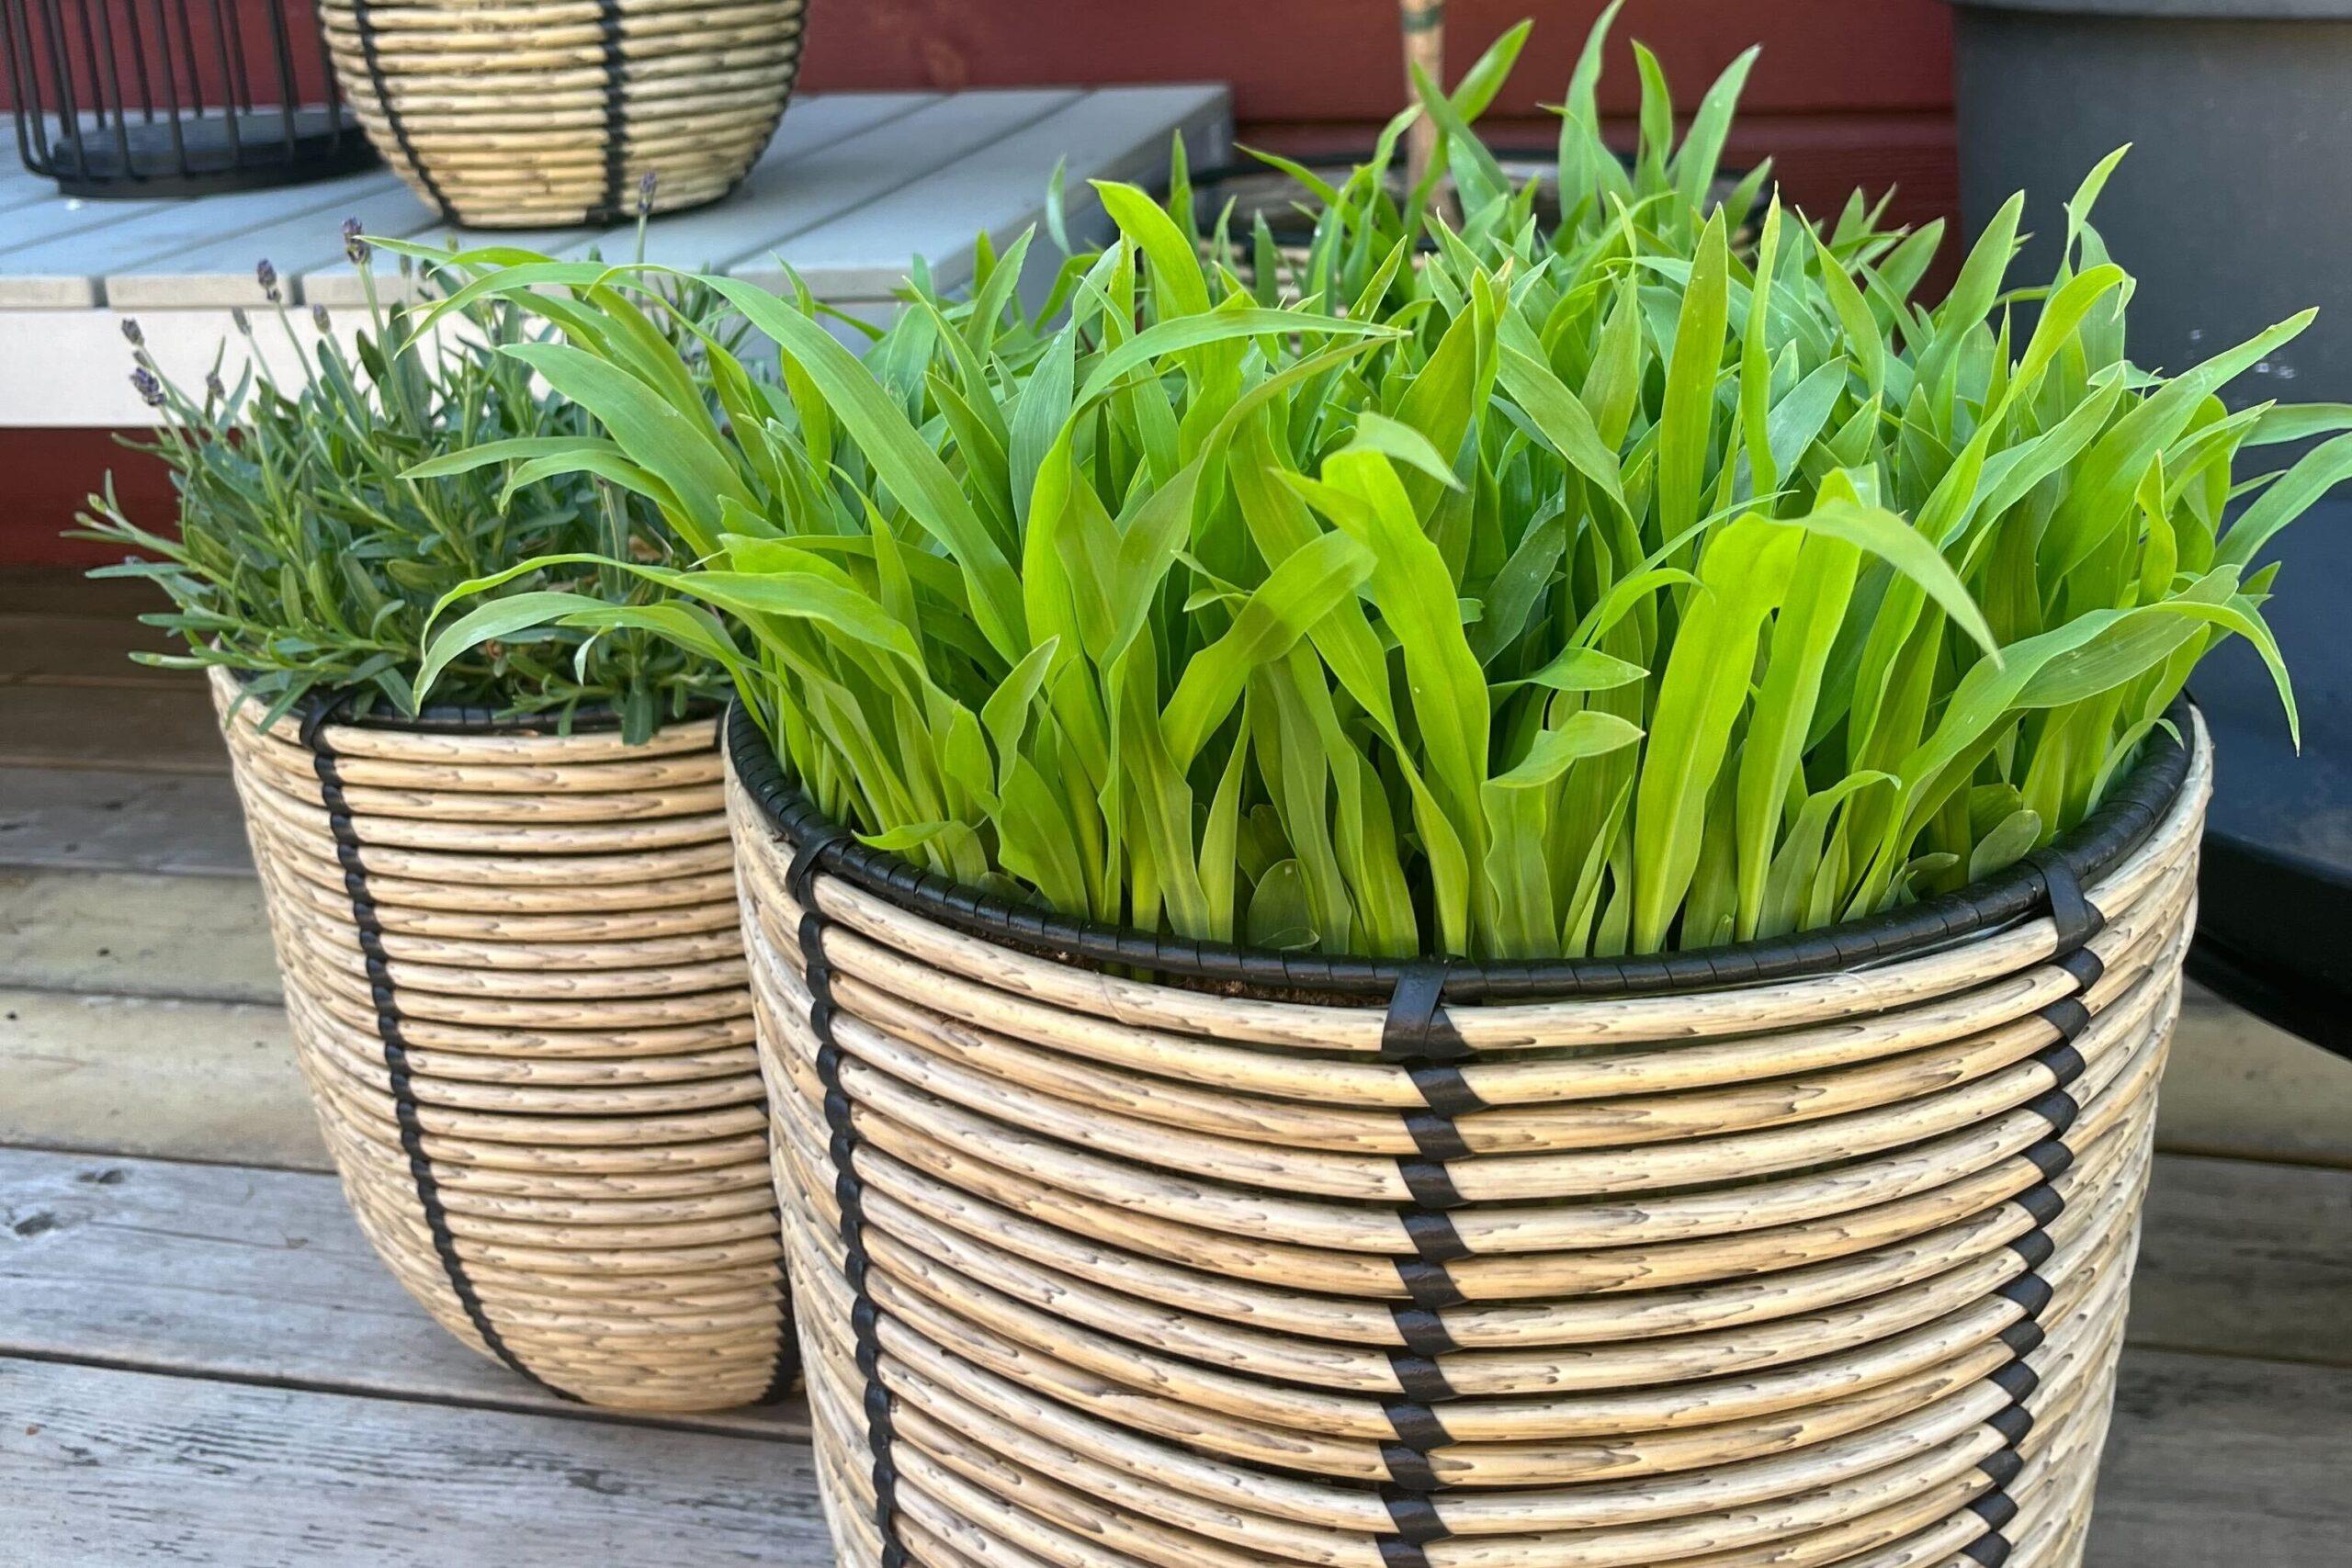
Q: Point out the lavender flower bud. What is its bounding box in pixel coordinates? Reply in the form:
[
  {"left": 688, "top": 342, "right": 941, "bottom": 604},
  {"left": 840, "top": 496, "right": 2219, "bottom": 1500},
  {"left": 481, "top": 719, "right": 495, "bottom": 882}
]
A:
[
  {"left": 255, "top": 258, "right": 280, "bottom": 304},
  {"left": 342, "top": 218, "right": 368, "bottom": 265},
  {"left": 232, "top": 307, "right": 251, "bottom": 337},
  {"left": 119, "top": 317, "right": 144, "bottom": 348},
  {"left": 636, "top": 170, "right": 659, "bottom": 218},
  {"left": 205, "top": 371, "right": 226, "bottom": 402},
  {"left": 312, "top": 304, "right": 332, "bottom": 333},
  {"left": 131, "top": 367, "right": 165, "bottom": 408}
]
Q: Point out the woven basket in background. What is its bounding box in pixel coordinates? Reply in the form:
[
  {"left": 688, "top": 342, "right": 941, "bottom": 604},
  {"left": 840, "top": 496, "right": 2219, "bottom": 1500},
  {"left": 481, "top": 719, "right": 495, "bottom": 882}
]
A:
[
  {"left": 319, "top": 0, "right": 808, "bottom": 227},
  {"left": 213, "top": 669, "right": 792, "bottom": 1411},
  {"left": 727, "top": 698, "right": 2208, "bottom": 1565}
]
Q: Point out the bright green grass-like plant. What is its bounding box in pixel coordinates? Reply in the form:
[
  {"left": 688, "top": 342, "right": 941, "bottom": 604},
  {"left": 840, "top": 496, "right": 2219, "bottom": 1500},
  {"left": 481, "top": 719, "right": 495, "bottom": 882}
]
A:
[
  {"left": 415, "top": 9, "right": 2346, "bottom": 959},
  {"left": 75, "top": 232, "right": 729, "bottom": 739}
]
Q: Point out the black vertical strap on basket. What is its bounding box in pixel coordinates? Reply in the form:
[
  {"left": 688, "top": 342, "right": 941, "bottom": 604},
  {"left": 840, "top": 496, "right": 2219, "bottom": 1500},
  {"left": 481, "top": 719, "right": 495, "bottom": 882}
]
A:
[
  {"left": 790, "top": 823, "right": 908, "bottom": 1568},
  {"left": 348, "top": 0, "right": 453, "bottom": 221},
  {"left": 299, "top": 702, "right": 571, "bottom": 1399},
  {"left": 1961, "top": 853, "right": 2105, "bottom": 1568},
  {"left": 591, "top": 0, "right": 627, "bottom": 223},
  {"left": 1373, "top": 961, "right": 1481, "bottom": 1568}
]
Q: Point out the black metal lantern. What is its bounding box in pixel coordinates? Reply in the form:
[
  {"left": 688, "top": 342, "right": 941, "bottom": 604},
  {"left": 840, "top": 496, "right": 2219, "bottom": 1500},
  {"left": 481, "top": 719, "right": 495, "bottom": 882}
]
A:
[{"left": 3, "top": 0, "right": 375, "bottom": 197}]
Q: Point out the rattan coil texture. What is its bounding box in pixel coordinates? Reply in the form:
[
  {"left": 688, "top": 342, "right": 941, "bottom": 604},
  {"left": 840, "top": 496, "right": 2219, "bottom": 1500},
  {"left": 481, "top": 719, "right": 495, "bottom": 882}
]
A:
[
  {"left": 214, "top": 668, "right": 791, "bottom": 1411},
  {"left": 727, "top": 700, "right": 2208, "bottom": 1565},
  {"left": 319, "top": 0, "right": 808, "bottom": 227}
]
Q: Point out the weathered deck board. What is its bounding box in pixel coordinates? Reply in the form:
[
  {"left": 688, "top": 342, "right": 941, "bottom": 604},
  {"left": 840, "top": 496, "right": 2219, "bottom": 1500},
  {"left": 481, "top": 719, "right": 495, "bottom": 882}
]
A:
[
  {"left": 0, "top": 870, "right": 277, "bottom": 1003},
  {"left": 0, "top": 1146, "right": 804, "bottom": 1438},
  {"left": 0, "top": 988, "right": 320, "bottom": 1168},
  {"left": 5, "top": 1143, "right": 2342, "bottom": 1411},
  {"left": 2156, "top": 985, "right": 2352, "bottom": 1168},
  {"left": 2089, "top": 1350, "right": 2352, "bottom": 1566},
  {"left": 0, "top": 766, "right": 252, "bottom": 875},
  {"left": 2129, "top": 1152, "right": 2352, "bottom": 1370},
  {"left": 0, "top": 1359, "right": 832, "bottom": 1567},
  {"left": 3, "top": 1143, "right": 2348, "bottom": 1563},
  {"left": 8, "top": 1348, "right": 2333, "bottom": 1568}
]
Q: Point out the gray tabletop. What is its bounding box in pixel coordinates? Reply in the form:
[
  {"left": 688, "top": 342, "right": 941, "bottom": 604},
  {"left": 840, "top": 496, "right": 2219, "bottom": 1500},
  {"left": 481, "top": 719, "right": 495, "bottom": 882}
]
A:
[{"left": 0, "top": 85, "right": 1230, "bottom": 426}]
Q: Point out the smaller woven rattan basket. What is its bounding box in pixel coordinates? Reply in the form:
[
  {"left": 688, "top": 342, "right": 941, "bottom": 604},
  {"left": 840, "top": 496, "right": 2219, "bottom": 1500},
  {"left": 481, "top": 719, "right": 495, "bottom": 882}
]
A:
[
  {"left": 213, "top": 668, "right": 793, "bottom": 1411},
  {"left": 319, "top": 0, "right": 808, "bottom": 227},
  {"left": 728, "top": 698, "right": 2208, "bottom": 1567}
]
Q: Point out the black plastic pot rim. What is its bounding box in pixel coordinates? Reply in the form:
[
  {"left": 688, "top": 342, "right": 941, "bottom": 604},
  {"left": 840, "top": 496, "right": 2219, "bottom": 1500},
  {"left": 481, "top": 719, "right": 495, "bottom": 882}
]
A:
[
  {"left": 226, "top": 665, "right": 719, "bottom": 739},
  {"left": 727, "top": 697, "right": 2198, "bottom": 1006}
]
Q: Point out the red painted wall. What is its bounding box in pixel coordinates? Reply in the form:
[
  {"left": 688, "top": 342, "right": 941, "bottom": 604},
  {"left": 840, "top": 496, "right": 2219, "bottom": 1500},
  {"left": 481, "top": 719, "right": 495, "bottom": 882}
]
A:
[
  {"left": 10, "top": 0, "right": 1957, "bottom": 566},
  {"left": 799, "top": 1, "right": 1952, "bottom": 115},
  {"left": 792, "top": 1, "right": 1957, "bottom": 231}
]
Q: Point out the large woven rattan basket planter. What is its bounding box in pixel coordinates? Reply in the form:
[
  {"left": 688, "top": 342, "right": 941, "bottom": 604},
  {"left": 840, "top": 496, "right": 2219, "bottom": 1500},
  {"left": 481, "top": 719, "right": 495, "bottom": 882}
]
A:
[
  {"left": 725, "top": 698, "right": 2208, "bottom": 1566},
  {"left": 319, "top": 0, "right": 808, "bottom": 227},
  {"left": 212, "top": 668, "right": 793, "bottom": 1411}
]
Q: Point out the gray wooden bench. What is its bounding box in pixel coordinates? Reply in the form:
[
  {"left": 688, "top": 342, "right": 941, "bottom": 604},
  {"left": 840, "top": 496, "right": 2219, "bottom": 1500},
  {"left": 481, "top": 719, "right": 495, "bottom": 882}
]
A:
[{"left": 0, "top": 86, "right": 1231, "bottom": 427}]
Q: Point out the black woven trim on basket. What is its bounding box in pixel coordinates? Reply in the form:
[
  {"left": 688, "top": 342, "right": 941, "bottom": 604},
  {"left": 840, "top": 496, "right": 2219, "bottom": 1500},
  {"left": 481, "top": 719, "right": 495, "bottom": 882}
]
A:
[
  {"left": 1377, "top": 1492, "right": 1452, "bottom": 1568},
  {"left": 1967, "top": 1437, "right": 2027, "bottom": 1566},
  {"left": 790, "top": 823, "right": 908, "bottom": 1568},
  {"left": 348, "top": 0, "right": 454, "bottom": 223},
  {"left": 1969, "top": 1089, "right": 2066, "bottom": 1563},
  {"left": 1973, "top": 1415, "right": 2031, "bottom": 1568},
  {"left": 2052, "top": 945, "right": 2106, "bottom": 993},
  {"left": 1963, "top": 1505, "right": 2018, "bottom": 1566},
  {"left": 1998, "top": 1316, "right": 2047, "bottom": 1358},
  {"left": 1996, "top": 1269, "right": 2056, "bottom": 1320},
  {"left": 1977, "top": 1448, "right": 2026, "bottom": 1492},
  {"left": 1371, "top": 964, "right": 1483, "bottom": 1565},
  {"left": 755, "top": 1334, "right": 802, "bottom": 1406},
  {"left": 2024, "top": 1086, "right": 2081, "bottom": 1137},
  {"left": 1390, "top": 1305, "right": 1458, "bottom": 1360},
  {"left": 2022, "top": 850, "right": 2102, "bottom": 955},
  {"left": 1383, "top": 963, "right": 1470, "bottom": 1059},
  {"left": 725, "top": 697, "right": 2193, "bottom": 1004},
  {"left": 300, "top": 703, "right": 572, "bottom": 1400},
  {"left": 2011, "top": 1181, "right": 2065, "bottom": 1232},
  {"left": 591, "top": 0, "right": 627, "bottom": 224},
  {"left": 1396, "top": 969, "right": 1481, "bottom": 1169},
  {"left": 2022, "top": 935, "right": 2101, "bottom": 1134},
  {"left": 283, "top": 687, "right": 721, "bottom": 739},
  {"left": 1400, "top": 1161, "right": 1469, "bottom": 1211},
  {"left": 2023, "top": 1136, "right": 2075, "bottom": 1181}
]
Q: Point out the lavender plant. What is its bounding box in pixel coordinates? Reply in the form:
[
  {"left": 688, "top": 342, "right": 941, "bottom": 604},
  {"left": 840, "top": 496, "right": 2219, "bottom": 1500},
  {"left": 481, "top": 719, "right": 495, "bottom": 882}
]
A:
[{"left": 76, "top": 222, "right": 729, "bottom": 739}]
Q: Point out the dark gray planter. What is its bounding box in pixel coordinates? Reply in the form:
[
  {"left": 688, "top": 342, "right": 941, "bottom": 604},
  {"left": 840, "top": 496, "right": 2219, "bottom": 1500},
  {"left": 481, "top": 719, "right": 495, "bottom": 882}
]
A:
[
  {"left": 1948, "top": 0, "right": 2352, "bottom": 402},
  {"left": 1951, "top": 2, "right": 2352, "bottom": 1059}
]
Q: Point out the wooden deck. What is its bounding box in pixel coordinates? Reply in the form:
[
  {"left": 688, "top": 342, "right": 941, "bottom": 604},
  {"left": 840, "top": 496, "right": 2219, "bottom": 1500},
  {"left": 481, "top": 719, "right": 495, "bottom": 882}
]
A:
[{"left": 3, "top": 569, "right": 2349, "bottom": 1564}]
